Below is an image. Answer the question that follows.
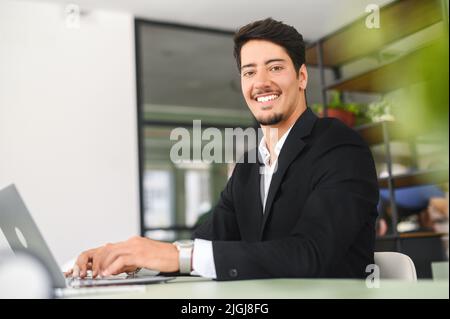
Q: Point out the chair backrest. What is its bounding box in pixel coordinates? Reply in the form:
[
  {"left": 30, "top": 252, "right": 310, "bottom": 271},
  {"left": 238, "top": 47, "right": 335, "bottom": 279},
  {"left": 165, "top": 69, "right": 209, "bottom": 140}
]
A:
[{"left": 374, "top": 252, "right": 417, "bottom": 281}]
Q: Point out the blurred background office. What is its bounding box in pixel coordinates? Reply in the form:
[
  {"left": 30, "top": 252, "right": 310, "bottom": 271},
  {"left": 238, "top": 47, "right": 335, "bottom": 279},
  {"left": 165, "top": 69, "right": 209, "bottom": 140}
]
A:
[{"left": 0, "top": 0, "right": 448, "bottom": 279}]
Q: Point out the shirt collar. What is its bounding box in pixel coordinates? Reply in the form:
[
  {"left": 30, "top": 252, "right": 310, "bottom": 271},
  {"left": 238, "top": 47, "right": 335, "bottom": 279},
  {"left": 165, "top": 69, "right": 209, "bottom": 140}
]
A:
[{"left": 258, "top": 126, "right": 293, "bottom": 166}]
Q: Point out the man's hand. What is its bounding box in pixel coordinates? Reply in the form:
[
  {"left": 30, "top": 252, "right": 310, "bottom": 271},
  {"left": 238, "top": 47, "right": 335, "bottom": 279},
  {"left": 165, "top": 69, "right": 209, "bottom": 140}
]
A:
[{"left": 65, "top": 236, "right": 179, "bottom": 278}]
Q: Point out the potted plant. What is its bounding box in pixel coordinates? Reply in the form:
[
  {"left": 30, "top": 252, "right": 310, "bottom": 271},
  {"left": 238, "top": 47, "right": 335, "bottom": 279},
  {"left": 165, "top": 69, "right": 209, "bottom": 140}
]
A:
[
  {"left": 366, "top": 98, "right": 395, "bottom": 123},
  {"left": 311, "top": 91, "right": 365, "bottom": 127}
]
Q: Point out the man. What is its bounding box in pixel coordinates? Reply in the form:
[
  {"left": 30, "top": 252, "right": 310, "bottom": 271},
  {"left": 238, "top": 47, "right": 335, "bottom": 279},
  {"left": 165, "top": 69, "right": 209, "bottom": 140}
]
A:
[{"left": 67, "top": 18, "right": 379, "bottom": 281}]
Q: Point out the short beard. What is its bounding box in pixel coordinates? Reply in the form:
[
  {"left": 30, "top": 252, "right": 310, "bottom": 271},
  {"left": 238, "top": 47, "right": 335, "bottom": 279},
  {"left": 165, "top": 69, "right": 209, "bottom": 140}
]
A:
[{"left": 256, "top": 113, "right": 283, "bottom": 126}]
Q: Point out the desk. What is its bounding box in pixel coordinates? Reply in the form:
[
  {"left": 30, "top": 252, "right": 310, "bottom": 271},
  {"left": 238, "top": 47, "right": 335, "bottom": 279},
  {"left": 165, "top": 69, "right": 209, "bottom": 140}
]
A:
[{"left": 65, "top": 276, "right": 449, "bottom": 299}]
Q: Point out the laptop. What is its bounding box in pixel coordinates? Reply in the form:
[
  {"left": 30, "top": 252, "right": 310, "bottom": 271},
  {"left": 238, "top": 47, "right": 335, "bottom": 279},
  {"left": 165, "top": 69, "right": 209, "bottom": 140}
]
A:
[{"left": 0, "top": 184, "right": 175, "bottom": 291}]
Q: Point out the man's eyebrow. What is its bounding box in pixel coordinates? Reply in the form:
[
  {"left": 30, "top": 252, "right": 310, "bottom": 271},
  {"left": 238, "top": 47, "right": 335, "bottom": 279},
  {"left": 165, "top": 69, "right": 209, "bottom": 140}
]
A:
[
  {"left": 240, "top": 63, "right": 256, "bottom": 70},
  {"left": 240, "top": 58, "right": 286, "bottom": 70}
]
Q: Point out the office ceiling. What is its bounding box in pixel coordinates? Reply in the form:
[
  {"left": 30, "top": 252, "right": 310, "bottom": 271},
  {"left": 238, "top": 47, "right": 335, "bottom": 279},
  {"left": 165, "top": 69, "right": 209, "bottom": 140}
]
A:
[
  {"left": 28, "top": 0, "right": 394, "bottom": 40},
  {"left": 26, "top": 0, "right": 395, "bottom": 113}
]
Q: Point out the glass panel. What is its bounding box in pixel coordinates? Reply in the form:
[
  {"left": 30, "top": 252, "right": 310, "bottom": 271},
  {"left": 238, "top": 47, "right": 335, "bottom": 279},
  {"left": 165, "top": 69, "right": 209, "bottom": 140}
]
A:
[
  {"left": 145, "top": 230, "right": 176, "bottom": 242},
  {"left": 143, "top": 125, "right": 230, "bottom": 232},
  {"left": 138, "top": 23, "right": 254, "bottom": 127},
  {"left": 145, "top": 229, "right": 193, "bottom": 242},
  {"left": 143, "top": 169, "right": 174, "bottom": 228},
  {"left": 140, "top": 24, "right": 245, "bottom": 110},
  {"left": 185, "top": 168, "right": 212, "bottom": 227}
]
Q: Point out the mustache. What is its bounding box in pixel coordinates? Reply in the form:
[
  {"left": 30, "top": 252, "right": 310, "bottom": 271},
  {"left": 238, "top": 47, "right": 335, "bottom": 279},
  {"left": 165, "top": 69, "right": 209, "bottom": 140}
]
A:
[{"left": 251, "top": 89, "right": 281, "bottom": 99}]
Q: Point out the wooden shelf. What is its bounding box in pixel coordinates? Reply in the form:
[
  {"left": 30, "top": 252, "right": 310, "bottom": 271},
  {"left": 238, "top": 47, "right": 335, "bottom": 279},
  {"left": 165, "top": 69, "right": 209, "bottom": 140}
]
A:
[
  {"left": 309, "top": 0, "right": 448, "bottom": 253},
  {"left": 354, "top": 121, "right": 411, "bottom": 146},
  {"left": 356, "top": 122, "right": 448, "bottom": 188},
  {"left": 354, "top": 120, "right": 445, "bottom": 145},
  {"left": 378, "top": 169, "right": 449, "bottom": 188},
  {"left": 399, "top": 231, "right": 448, "bottom": 239},
  {"left": 306, "top": 0, "right": 443, "bottom": 67},
  {"left": 377, "top": 232, "right": 447, "bottom": 240},
  {"left": 325, "top": 40, "right": 441, "bottom": 93}
]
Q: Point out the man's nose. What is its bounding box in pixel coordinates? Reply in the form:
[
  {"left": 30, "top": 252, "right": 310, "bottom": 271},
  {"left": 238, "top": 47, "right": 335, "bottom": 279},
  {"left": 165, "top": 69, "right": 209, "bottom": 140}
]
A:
[{"left": 253, "top": 70, "right": 272, "bottom": 90}]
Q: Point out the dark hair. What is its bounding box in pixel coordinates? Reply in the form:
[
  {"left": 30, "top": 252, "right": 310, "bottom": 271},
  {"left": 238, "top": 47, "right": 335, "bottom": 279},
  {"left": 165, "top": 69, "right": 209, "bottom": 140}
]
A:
[{"left": 233, "top": 18, "right": 305, "bottom": 75}]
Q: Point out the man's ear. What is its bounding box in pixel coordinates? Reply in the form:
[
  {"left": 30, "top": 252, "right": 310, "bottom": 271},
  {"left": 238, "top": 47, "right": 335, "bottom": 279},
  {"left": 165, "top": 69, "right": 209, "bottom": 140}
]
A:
[{"left": 298, "top": 64, "right": 308, "bottom": 91}]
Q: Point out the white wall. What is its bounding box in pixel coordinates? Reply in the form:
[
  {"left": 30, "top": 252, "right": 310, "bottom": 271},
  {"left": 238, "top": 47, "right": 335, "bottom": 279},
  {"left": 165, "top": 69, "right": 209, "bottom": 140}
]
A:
[{"left": 0, "top": 0, "right": 139, "bottom": 267}]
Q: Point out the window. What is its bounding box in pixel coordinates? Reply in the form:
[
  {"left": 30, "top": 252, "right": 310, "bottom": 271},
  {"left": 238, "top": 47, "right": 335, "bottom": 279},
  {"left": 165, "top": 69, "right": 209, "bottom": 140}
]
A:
[{"left": 135, "top": 20, "right": 255, "bottom": 240}]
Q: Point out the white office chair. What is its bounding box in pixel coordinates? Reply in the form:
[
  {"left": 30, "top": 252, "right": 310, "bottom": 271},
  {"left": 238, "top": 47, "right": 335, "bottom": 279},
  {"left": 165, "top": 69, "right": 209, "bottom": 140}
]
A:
[{"left": 374, "top": 252, "right": 417, "bottom": 281}]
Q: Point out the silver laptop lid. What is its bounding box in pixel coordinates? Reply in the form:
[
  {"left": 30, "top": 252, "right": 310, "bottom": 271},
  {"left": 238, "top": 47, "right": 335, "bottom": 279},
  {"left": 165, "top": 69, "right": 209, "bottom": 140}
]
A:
[{"left": 0, "top": 184, "right": 67, "bottom": 288}]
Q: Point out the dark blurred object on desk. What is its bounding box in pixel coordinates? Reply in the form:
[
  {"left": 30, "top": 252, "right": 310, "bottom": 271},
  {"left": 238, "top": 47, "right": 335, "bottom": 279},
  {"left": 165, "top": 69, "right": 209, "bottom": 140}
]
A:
[
  {"left": 377, "top": 184, "right": 448, "bottom": 235},
  {"left": 375, "top": 184, "right": 449, "bottom": 278}
]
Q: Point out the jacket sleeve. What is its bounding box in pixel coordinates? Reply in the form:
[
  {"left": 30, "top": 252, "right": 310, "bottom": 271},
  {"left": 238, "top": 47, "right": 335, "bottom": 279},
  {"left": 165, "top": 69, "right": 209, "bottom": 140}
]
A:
[{"left": 211, "top": 141, "right": 379, "bottom": 280}]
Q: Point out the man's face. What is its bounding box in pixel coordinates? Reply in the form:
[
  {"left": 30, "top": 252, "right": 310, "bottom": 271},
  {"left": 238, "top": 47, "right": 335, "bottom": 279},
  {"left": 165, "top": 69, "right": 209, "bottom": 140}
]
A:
[{"left": 240, "top": 40, "right": 306, "bottom": 126}]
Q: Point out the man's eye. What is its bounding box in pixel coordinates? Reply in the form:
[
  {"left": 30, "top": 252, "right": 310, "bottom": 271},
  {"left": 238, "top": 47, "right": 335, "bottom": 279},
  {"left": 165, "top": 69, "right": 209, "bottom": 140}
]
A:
[
  {"left": 270, "top": 66, "right": 283, "bottom": 72},
  {"left": 243, "top": 71, "right": 255, "bottom": 77}
]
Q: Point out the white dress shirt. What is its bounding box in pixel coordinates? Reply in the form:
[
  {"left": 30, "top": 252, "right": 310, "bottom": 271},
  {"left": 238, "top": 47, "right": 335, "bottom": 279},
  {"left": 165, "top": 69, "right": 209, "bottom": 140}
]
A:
[{"left": 192, "top": 126, "right": 294, "bottom": 279}]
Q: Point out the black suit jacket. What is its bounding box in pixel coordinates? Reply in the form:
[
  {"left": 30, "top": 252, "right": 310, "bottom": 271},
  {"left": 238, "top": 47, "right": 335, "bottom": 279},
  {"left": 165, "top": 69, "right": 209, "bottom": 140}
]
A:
[{"left": 193, "top": 108, "right": 379, "bottom": 280}]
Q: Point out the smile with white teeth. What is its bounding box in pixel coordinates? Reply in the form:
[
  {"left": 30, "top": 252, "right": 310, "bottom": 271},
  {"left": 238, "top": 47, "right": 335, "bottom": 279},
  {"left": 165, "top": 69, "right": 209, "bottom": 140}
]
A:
[{"left": 256, "top": 94, "right": 280, "bottom": 103}]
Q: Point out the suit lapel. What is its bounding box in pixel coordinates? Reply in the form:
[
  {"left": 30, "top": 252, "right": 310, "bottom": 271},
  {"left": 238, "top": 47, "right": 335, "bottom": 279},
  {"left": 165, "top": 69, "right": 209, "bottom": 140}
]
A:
[{"left": 259, "top": 108, "right": 317, "bottom": 239}]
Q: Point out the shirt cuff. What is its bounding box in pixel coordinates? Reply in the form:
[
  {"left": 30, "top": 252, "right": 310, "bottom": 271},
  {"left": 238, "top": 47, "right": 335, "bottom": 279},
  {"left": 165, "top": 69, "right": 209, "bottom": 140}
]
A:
[{"left": 191, "top": 238, "right": 217, "bottom": 279}]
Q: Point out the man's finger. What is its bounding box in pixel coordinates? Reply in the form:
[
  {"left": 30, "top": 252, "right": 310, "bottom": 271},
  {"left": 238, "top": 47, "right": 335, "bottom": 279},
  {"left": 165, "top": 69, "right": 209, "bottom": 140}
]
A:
[
  {"left": 77, "top": 249, "right": 95, "bottom": 278},
  {"left": 72, "top": 264, "right": 80, "bottom": 278},
  {"left": 92, "top": 244, "right": 113, "bottom": 278},
  {"left": 102, "top": 256, "right": 130, "bottom": 277},
  {"left": 99, "top": 245, "right": 129, "bottom": 275},
  {"left": 64, "top": 269, "right": 73, "bottom": 278},
  {"left": 91, "top": 251, "right": 102, "bottom": 278}
]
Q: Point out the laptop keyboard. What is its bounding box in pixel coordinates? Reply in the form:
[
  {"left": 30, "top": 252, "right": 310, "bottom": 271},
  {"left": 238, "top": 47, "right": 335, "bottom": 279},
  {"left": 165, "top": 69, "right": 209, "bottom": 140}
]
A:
[{"left": 66, "top": 271, "right": 131, "bottom": 287}]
